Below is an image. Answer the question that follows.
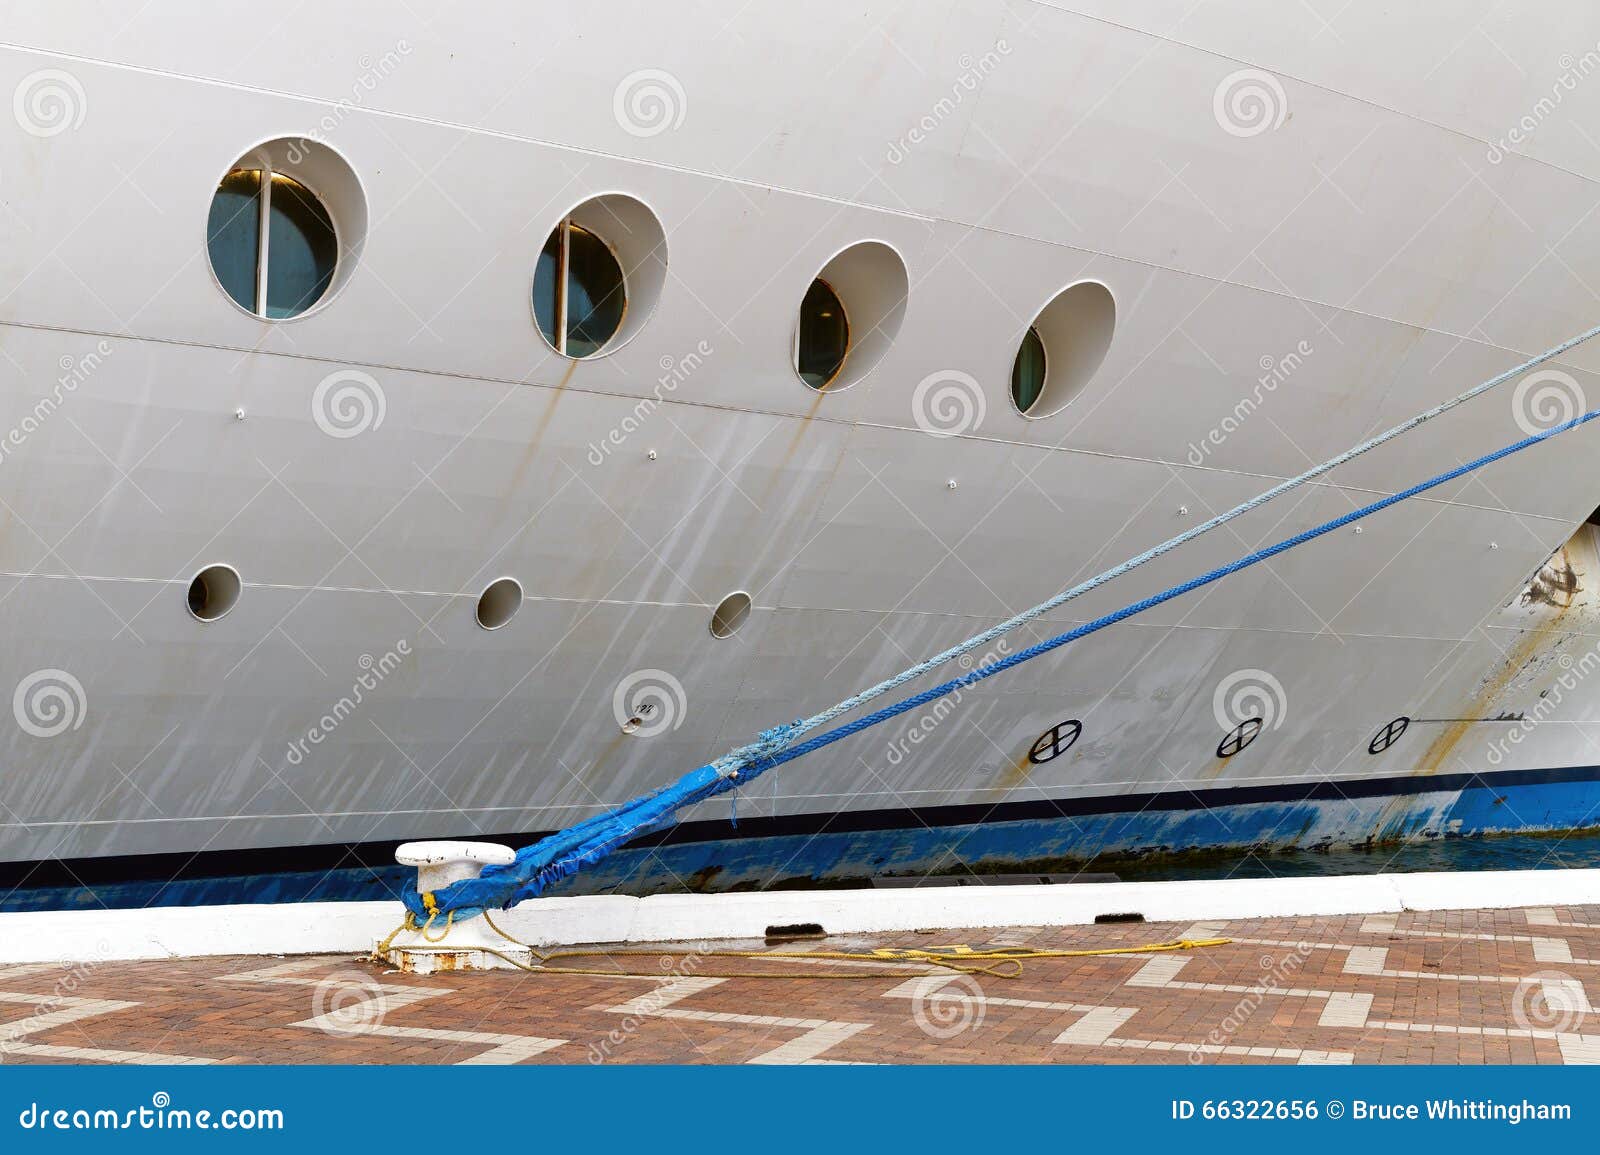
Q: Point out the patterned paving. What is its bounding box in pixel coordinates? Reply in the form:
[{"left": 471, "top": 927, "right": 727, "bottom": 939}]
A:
[{"left": 4, "top": 904, "right": 1600, "bottom": 1064}]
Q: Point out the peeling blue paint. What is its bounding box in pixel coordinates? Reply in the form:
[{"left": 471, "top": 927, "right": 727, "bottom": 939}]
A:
[{"left": 8, "top": 767, "right": 1600, "bottom": 911}]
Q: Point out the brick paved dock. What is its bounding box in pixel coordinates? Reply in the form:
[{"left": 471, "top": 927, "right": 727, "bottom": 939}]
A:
[{"left": 5, "top": 904, "right": 1599, "bottom": 1065}]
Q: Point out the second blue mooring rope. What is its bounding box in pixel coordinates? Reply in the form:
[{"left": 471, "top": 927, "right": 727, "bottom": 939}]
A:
[{"left": 405, "top": 402, "right": 1600, "bottom": 921}]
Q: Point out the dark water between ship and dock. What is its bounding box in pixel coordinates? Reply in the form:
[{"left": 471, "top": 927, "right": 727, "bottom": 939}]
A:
[{"left": 9, "top": 829, "right": 1600, "bottom": 913}]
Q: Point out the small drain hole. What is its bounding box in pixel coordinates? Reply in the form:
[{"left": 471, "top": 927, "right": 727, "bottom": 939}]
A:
[
  {"left": 187, "top": 564, "right": 241, "bottom": 622},
  {"left": 476, "top": 577, "right": 523, "bottom": 630},
  {"left": 1094, "top": 911, "right": 1145, "bottom": 924},
  {"left": 764, "top": 922, "right": 825, "bottom": 942}
]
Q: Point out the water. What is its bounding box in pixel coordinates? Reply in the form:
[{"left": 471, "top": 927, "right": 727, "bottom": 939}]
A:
[
  {"left": 9, "top": 831, "right": 1600, "bottom": 913},
  {"left": 1102, "top": 831, "right": 1600, "bottom": 882}
]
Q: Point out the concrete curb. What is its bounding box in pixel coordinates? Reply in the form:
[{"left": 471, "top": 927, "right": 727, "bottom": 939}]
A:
[{"left": 4, "top": 867, "right": 1597, "bottom": 964}]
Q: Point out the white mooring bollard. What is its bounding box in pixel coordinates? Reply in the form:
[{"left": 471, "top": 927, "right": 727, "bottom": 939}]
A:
[{"left": 375, "top": 841, "right": 533, "bottom": 974}]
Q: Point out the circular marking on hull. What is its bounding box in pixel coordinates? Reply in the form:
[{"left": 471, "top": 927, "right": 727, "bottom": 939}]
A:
[
  {"left": 1216, "top": 716, "right": 1263, "bottom": 758},
  {"left": 1028, "top": 719, "right": 1082, "bottom": 765},
  {"left": 1368, "top": 716, "right": 1410, "bottom": 755}
]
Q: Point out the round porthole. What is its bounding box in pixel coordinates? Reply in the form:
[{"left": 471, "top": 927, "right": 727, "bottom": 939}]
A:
[
  {"left": 476, "top": 577, "right": 523, "bottom": 630},
  {"left": 710, "top": 591, "right": 752, "bottom": 639},
  {"left": 187, "top": 564, "right": 242, "bottom": 622},
  {"left": 531, "top": 193, "right": 667, "bottom": 359},
  {"left": 791, "top": 241, "right": 908, "bottom": 393},
  {"left": 205, "top": 139, "right": 366, "bottom": 321},
  {"left": 1012, "top": 281, "right": 1116, "bottom": 418}
]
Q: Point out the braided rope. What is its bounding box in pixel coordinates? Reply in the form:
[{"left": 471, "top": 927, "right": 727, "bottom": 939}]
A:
[{"left": 710, "top": 322, "right": 1600, "bottom": 776}]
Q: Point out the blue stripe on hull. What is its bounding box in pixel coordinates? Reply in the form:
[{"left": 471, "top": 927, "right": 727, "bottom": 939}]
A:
[
  {"left": 563, "top": 769, "right": 1600, "bottom": 894},
  {"left": 7, "top": 768, "right": 1600, "bottom": 911}
]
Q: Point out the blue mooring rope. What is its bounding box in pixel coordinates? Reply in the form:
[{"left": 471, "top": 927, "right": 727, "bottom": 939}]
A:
[{"left": 404, "top": 333, "right": 1600, "bottom": 922}]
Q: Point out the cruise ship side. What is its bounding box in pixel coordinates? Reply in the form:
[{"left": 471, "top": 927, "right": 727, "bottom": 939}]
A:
[{"left": 5, "top": 2, "right": 1600, "bottom": 905}]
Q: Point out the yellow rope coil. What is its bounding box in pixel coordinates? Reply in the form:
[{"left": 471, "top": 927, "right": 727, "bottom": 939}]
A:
[{"left": 368, "top": 911, "right": 1231, "bottom": 980}]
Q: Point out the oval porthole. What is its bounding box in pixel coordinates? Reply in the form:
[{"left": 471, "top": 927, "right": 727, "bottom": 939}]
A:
[
  {"left": 531, "top": 193, "right": 667, "bottom": 359},
  {"left": 791, "top": 241, "right": 908, "bottom": 393},
  {"left": 205, "top": 139, "right": 366, "bottom": 321},
  {"left": 476, "top": 577, "right": 523, "bottom": 630},
  {"left": 710, "top": 591, "right": 752, "bottom": 639},
  {"left": 187, "top": 564, "right": 242, "bottom": 622},
  {"left": 1012, "top": 281, "right": 1116, "bottom": 418}
]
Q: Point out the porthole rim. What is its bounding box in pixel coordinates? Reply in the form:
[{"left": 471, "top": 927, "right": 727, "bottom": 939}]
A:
[
  {"left": 202, "top": 136, "right": 366, "bottom": 326},
  {"left": 1007, "top": 277, "right": 1118, "bottom": 422},
  {"left": 475, "top": 575, "right": 525, "bottom": 632},
  {"left": 709, "top": 589, "right": 754, "bottom": 639},
  {"left": 186, "top": 561, "right": 244, "bottom": 623},
  {"left": 787, "top": 237, "right": 909, "bottom": 396},
  {"left": 528, "top": 189, "right": 669, "bottom": 363}
]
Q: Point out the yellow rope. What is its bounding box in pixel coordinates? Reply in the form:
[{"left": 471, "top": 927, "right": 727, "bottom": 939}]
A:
[{"left": 365, "top": 911, "right": 1230, "bottom": 980}]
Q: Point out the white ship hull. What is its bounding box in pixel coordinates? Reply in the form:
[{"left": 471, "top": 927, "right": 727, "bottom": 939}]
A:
[{"left": 5, "top": 2, "right": 1600, "bottom": 902}]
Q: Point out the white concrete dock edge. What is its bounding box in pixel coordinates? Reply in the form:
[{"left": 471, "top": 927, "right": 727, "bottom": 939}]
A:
[{"left": 6, "top": 867, "right": 1600, "bottom": 964}]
